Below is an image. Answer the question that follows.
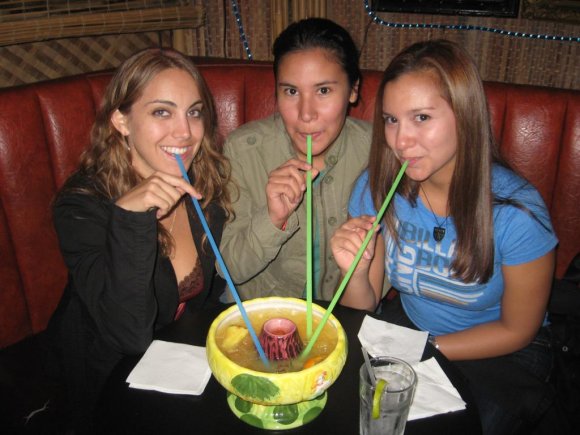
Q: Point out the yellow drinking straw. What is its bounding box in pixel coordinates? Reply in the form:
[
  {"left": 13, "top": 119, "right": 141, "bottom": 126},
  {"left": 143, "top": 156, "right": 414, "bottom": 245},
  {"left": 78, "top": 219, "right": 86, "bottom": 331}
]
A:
[
  {"left": 306, "top": 134, "right": 313, "bottom": 339},
  {"left": 301, "top": 160, "right": 409, "bottom": 360}
]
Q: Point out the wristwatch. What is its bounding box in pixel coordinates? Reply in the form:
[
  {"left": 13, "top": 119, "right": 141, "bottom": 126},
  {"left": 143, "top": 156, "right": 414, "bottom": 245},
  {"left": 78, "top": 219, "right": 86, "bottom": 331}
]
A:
[{"left": 428, "top": 335, "right": 440, "bottom": 350}]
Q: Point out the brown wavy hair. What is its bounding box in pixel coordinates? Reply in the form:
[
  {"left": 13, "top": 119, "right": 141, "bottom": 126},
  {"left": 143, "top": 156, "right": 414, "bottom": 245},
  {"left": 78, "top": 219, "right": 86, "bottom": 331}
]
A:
[
  {"left": 369, "top": 39, "right": 499, "bottom": 283},
  {"left": 62, "top": 47, "right": 231, "bottom": 254}
]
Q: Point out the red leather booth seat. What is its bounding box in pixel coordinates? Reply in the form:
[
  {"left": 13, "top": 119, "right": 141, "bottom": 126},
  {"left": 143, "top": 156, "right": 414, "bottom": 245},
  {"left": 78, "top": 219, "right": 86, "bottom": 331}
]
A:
[{"left": 1, "top": 60, "right": 579, "bottom": 348}]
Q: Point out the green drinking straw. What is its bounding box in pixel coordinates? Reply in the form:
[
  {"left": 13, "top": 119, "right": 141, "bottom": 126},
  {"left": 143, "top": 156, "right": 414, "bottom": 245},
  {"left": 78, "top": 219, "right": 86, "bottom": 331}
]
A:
[
  {"left": 300, "top": 160, "right": 409, "bottom": 360},
  {"left": 306, "top": 134, "right": 313, "bottom": 339}
]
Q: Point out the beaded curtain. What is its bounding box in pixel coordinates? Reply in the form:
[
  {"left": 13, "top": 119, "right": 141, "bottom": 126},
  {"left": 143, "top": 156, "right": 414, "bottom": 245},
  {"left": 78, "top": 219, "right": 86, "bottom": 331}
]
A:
[{"left": 224, "top": 0, "right": 578, "bottom": 89}]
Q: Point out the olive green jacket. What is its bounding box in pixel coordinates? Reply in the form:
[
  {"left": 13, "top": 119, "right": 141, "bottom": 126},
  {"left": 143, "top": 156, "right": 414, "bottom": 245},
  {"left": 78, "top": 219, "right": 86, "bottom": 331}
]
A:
[{"left": 219, "top": 114, "right": 386, "bottom": 301}]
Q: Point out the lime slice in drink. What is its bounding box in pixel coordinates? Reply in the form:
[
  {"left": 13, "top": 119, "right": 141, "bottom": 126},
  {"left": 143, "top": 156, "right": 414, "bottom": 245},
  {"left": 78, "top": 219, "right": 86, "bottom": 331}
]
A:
[{"left": 372, "top": 378, "right": 387, "bottom": 419}]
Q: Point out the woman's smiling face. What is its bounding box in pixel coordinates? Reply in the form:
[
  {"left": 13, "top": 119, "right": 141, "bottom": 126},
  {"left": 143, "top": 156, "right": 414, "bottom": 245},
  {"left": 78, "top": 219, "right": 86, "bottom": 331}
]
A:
[
  {"left": 276, "top": 48, "right": 358, "bottom": 162},
  {"left": 112, "top": 67, "right": 205, "bottom": 178},
  {"left": 382, "top": 71, "right": 458, "bottom": 185}
]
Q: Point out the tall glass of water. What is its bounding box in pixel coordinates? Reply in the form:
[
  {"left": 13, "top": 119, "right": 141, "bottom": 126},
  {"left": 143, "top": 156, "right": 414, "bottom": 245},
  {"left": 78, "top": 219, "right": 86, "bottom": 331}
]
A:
[{"left": 359, "top": 356, "right": 417, "bottom": 435}]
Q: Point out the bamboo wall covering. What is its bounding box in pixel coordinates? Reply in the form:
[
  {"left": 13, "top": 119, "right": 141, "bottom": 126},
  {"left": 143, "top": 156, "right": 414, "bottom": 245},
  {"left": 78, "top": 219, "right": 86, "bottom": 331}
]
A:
[
  {"left": 0, "top": 0, "right": 203, "bottom": 46},
  {"left": 0, "top": 1, "right": 577, "bottom": 89}
]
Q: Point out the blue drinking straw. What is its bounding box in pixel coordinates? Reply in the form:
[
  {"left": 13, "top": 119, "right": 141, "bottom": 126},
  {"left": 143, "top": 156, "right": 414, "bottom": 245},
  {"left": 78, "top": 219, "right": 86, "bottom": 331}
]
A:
[{"left": 174, "top": 155, "right": 270, "bottom": 368}]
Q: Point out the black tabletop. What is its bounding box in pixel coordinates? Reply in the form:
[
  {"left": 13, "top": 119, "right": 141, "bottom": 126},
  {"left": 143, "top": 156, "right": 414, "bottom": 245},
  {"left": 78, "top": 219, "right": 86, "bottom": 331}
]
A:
[{"left": 95, "top": 303, "right": 481, "bottom": 434}]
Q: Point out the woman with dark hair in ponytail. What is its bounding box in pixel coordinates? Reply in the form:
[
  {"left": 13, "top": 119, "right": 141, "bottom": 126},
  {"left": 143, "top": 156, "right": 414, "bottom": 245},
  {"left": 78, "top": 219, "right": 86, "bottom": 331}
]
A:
[{"left": 219, "top": 18, "right": 390, "bottom": 302}]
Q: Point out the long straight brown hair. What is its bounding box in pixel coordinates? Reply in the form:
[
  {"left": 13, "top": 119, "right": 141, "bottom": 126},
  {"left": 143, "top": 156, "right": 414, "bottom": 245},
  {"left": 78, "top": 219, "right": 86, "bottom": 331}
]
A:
[{"left": 369, "top": 40, "right": 500, "bottom": 283}]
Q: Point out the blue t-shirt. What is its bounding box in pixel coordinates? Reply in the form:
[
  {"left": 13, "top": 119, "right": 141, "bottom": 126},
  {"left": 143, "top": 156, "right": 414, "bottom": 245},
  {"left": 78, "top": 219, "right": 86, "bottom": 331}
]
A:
[{"left": 349, "top": 165, "right": 558, "bottom": 335}]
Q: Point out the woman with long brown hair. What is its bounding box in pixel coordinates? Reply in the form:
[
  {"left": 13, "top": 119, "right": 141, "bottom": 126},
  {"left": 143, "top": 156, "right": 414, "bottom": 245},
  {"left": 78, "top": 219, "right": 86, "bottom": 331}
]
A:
[
  {"left": 47, "top": 48, "right": 231, "bottom": 432},
  {"left": 331, "top": 40, "right": 557, "bottom": 434}
]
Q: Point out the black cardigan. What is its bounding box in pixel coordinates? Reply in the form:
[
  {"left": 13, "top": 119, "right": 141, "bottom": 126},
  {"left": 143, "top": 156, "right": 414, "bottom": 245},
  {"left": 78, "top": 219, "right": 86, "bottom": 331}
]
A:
[{"left": 46, "top": 174, "right": 226, "bottom": 430}]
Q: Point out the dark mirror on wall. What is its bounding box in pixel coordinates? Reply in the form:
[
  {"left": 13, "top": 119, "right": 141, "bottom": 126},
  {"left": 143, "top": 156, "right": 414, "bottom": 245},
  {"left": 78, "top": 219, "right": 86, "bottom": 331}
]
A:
[{"left": 372, "top": 0, "right": 520, "bottom": 18}]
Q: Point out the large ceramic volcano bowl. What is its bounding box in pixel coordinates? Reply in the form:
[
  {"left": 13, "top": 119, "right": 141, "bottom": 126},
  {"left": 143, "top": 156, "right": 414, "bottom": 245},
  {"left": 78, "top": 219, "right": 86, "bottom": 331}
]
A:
[{"left": 206, "top": 297, "right": 347, "bottom": 430}]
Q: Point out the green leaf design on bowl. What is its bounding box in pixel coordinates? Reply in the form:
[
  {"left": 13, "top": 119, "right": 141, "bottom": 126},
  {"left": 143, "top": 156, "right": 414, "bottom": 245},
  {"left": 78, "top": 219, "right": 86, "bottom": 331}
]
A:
[
  {"left": 231, "top": 374, "right": 280, "bottom": 401},
  {"left": 234, "top": 396, "right": 253, "bottom": 413},
  {"left": 240, "top": 413, "right": 264, "bottom": 428},
  {"left": 272, "top": 404, "right": 299, "bottom": 425},
  {"left": 302, "top": 406, "right": 323, "bottom": 425}
]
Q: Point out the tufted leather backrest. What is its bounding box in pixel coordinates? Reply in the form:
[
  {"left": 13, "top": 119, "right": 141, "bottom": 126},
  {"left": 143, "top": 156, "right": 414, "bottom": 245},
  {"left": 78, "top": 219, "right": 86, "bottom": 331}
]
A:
[
  {"left": 0, "top": 61, "right": 578, "bottom": 348},
  {"left": 483, "top": 82, "right": 580, "bottom": 283}
]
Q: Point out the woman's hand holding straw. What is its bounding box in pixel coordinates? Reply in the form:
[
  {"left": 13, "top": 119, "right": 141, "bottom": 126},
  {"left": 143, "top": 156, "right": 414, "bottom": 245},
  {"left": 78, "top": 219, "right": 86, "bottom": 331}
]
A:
[
  {"left": 174, "top": 154, "right": 270, "bottom": 368},
  {"left": 300, "top": 160, "right": 409, "bottom": 360}
]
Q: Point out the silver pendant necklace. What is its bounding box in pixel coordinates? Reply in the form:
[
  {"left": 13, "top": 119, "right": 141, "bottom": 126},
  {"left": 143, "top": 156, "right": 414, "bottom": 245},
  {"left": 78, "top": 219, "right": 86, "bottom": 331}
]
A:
[{"left": 420, "top": 185, "right": 449, "bottom": 242}]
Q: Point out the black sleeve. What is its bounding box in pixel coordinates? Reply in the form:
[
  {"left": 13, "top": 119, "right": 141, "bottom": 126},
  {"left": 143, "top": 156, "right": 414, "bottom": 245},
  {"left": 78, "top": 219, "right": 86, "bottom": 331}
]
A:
[{"left": 53, "top": 192, "right": 161, "bottom": 354}]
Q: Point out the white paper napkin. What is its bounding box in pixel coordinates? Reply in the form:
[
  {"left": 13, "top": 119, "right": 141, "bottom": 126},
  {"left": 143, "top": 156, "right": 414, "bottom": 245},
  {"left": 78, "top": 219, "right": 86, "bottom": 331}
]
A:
[
  {"left": 357, "top": 316, "right": 466, "bottom": 419},
  {"left": 409, "top": 357, "right": 466, "bottom": 420},
  {"left": 126, "top": 340, "right": 211, "bottom": 395},
  {"left": 358, "top": 315, "right": 428, "bottom": 364}
]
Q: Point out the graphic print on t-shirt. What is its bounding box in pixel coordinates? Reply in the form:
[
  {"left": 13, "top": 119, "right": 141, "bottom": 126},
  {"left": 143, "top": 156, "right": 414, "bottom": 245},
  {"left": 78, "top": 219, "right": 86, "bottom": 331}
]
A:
[{"left": 385, "top": 219, "right": 485, "bottom": 308}]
